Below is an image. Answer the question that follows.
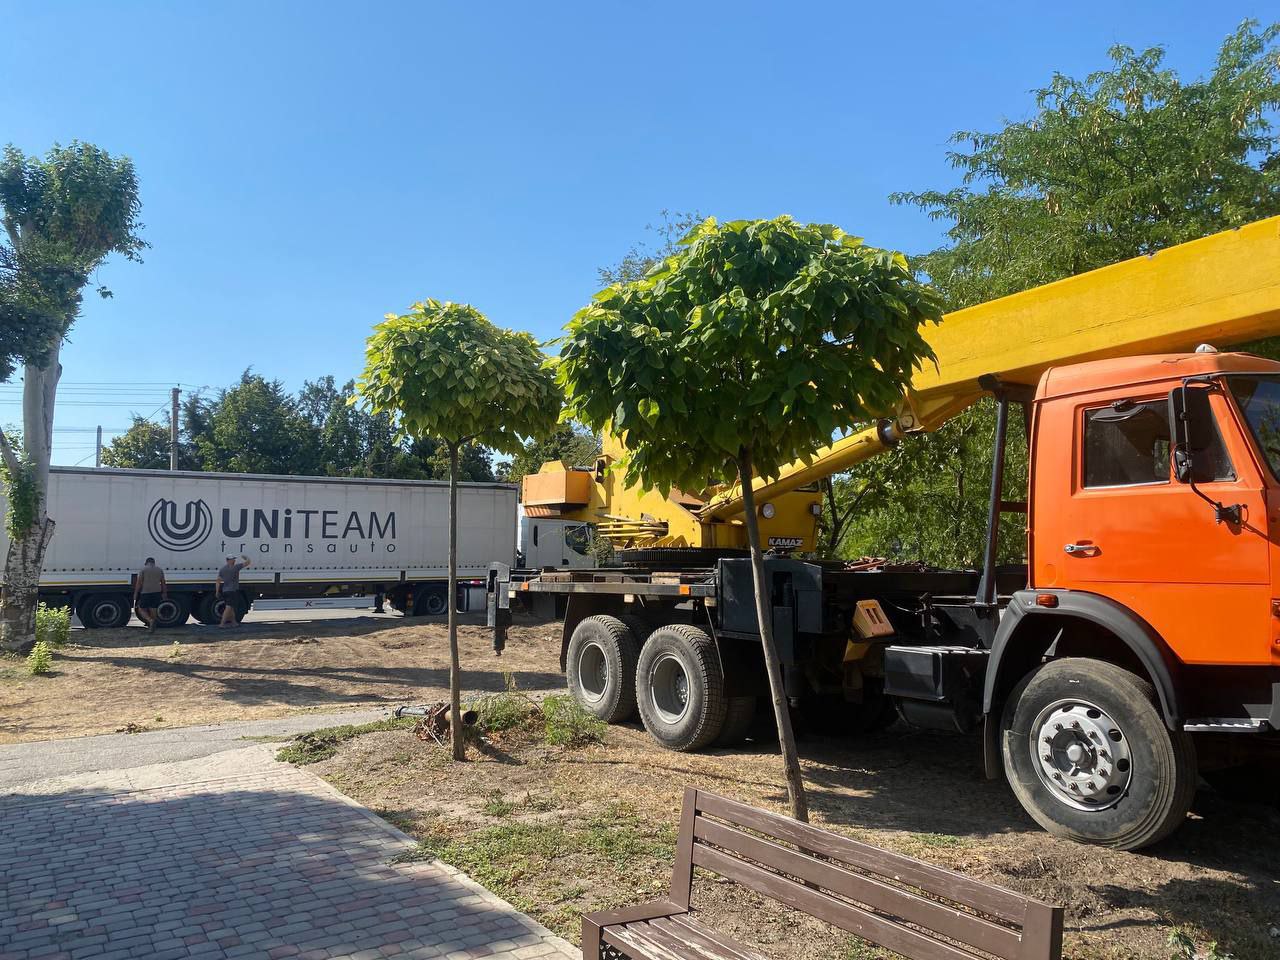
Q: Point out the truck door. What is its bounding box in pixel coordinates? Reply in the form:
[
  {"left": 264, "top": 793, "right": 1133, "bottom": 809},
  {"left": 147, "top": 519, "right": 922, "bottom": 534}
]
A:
[{"left": 1032, "top": 388, "right": 1270, "bottom": 665}]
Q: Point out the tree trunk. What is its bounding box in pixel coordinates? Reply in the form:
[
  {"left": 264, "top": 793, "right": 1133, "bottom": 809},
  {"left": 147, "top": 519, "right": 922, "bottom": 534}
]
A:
[
  {"left": 447, "top": 441, "right": 464, "bottom": 761},
  {"left": 0, "top": 516, "right": 54, "bottom": 651},
  {"left": 737, "top": 446, "right": 809, "bottom": 822},
  {"left": 1, "top": 347, "right": 61, "bottom": 651}
]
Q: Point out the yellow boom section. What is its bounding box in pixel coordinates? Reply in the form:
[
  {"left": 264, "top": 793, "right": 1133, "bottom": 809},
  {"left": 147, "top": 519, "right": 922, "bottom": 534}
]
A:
[{"left": 704, "top": 215, "right": 1280, "bottom": 521}]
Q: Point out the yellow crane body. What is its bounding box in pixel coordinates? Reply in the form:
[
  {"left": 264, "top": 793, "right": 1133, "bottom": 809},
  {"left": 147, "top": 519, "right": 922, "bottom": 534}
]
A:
[{"left": 526, "top": 216, "right": 1280, "bottom": 549}]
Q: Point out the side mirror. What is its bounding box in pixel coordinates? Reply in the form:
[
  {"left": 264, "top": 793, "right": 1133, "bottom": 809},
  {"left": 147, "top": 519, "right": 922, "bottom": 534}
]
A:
[{"left": 1168, "top": 384, "right": 1215, "bottom": 483}]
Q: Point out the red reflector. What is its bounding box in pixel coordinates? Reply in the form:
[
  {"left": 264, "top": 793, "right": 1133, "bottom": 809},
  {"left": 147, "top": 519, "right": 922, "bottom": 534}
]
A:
[{"left": 1035, "top": 594, "right": 1059, "bottom": 608}]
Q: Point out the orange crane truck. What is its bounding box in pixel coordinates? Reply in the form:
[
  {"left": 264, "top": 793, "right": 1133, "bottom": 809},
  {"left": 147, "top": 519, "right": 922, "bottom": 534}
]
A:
[{"left": 490, "top": 217, "right": 1280, "bottom": 850}]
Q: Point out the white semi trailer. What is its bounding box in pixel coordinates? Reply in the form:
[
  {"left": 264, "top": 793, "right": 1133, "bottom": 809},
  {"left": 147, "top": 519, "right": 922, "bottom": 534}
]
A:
[{"left": 0, "top": 467, "right": 520, "bottom": 628}]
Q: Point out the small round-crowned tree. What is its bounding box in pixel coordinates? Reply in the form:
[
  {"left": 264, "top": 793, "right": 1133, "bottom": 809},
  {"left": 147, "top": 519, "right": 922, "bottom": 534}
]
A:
[
  {"left": 556, "top": 216, "right": 941, "bottom": 819},
  {"left": 355, "top": 299, "right": 560, "bottom": 760}
]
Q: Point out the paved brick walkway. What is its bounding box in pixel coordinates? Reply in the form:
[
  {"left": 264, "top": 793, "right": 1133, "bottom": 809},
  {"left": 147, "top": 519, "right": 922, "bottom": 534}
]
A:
[{"left": 0, "top": 749, "right": 579, "bottom": 960}]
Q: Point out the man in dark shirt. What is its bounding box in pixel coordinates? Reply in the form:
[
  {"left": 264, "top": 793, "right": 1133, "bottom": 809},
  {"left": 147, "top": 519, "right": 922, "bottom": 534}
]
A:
[
  {"left": 133, "top": 557, "right": 167, "bottom": 632},
  {"left": 217, "top": 555, "right": 251, "bottom": 628}
]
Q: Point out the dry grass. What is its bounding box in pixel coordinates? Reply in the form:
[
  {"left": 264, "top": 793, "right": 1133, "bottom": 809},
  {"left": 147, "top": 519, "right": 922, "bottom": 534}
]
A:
[
  {"left": 310, "top": 717, "right": 1280, "bottom": 960},
  {"left": 0, "top": 614, "right": 566, "bottom": 742}
]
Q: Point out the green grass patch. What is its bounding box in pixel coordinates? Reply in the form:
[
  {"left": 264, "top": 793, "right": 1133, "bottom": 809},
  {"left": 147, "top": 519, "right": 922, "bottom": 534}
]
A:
[
  {"left": 276, "top": 716, "right": 415, "bottom": 765},
  {"left": 470, "top": 674, "right": 537, "bottom": 734},
  {"left": 35, "top": 604, "right": 70, "bottom": 648},
  {"left": 908, "top": 832, "right": 966, "bottom": 849},
  {"left": 483, "top": 793, "right": 516, "bottom": 818},
  {"left": 542, "top": 694, "right": 606, "bottom": 747}
]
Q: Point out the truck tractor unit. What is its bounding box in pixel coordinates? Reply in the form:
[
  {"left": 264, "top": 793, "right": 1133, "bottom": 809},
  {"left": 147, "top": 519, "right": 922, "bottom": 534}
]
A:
[{"left": 492, "top": 217, "right": 1280, "bottom": 850}]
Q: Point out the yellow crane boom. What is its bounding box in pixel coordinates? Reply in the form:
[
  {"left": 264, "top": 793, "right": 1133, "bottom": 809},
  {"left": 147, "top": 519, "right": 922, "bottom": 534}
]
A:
[
  {"left": 703, "top": 215, "right": 1280, "bottom": 521},
  {"left": 525, "top": 216, "right": 1280, "bottom": 549}
]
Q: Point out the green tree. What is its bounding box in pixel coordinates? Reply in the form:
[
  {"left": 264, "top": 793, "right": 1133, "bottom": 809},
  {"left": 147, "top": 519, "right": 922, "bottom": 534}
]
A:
[
  {"left": 0, "top": 142, "right": 144, "bottom": 650},
  {"left": 597, "top": 210, "right": 702, "bottom": 285},
  {"left": 496, "top": 422, "right": 601, "bottom": 484},
  {"left": 100, "top": 416, "right": 200, "bottom": 471},
  {"left": 195, "top": 372, "right": 321, "bottom": 476},
  {"left": 355, "top": 299, "right": 560, "bottom": 760},
  {"left": 557, "top": 216, "right": 941, "bottom": 819},
  {"left": 835, "top": 20, "right": 1280, "bottom": 567}
]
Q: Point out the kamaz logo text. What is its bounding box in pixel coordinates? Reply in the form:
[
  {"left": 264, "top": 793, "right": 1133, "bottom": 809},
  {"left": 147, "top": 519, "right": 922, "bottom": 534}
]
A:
[{"left": 148, "top": 498, "right": 214, "bottom": 552}]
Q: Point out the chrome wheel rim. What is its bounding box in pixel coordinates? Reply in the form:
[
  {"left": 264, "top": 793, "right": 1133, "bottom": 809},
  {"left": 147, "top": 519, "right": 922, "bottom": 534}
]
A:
[
  {"left": 650, "top": 653, "right": 690, "bottom": 724},
  {"left": 1030, "top": 698, "right": 1133, "bottom": 811},
  {"left": 576, "top": 641, "right": 608, "bottom": 704}
]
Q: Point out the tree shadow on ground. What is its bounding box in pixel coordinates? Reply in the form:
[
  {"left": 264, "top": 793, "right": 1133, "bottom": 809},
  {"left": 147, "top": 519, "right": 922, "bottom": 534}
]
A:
[
  {"left": 52, "top": 651, "right": 567, "bottom": 709},
  {"left": 0, "top": 781, "right": 557, "bottom": 958},
  {"left": 771, "top": 725, "right": 1280, "bottom": 958}
]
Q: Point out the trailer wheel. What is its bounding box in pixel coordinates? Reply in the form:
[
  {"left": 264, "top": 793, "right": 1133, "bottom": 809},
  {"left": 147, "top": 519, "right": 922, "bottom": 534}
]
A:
[
  {"left": 1001, "top": 657, "right": 1196, "bottom": 850},
  {"left": 77, "top": 593, "right": 132, "bottom": 629},
  {"left": 154, "top": 595, "right": 191, "bottom": 629},
  {"left": 636, "top": 624, "right": 726, "bottom": 751},
  {"left": 412, "top": 585, "right": 448, "bottom": 617},
  {"left": 193, "top": 593, "right": 219, "bottom": 625},
  {"left": 566, "top": 615, "right": 639, "bottom": 723}
]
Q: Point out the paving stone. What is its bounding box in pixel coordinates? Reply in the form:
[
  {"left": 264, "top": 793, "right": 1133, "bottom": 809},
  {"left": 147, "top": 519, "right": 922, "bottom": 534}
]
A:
[{"left": 0, "top": 750, "right": 579, "bottom": 960}]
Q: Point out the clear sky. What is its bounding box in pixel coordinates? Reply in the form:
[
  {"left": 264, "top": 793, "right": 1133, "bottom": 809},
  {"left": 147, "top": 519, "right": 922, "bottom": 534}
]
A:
[{"left": 1, "top": 1, "right": 1272, "bottom": 464}]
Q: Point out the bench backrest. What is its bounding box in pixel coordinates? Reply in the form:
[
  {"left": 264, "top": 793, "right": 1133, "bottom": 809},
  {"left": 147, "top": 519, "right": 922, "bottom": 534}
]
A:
[{"left": 668, "top": 788, "right": 1062, "bottom": 960}]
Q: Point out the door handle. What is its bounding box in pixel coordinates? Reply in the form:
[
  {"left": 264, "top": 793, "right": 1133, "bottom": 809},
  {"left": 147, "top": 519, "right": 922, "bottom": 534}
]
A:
[{"left": 1064, "top": 542, "right": 1099, "bottom": 556}]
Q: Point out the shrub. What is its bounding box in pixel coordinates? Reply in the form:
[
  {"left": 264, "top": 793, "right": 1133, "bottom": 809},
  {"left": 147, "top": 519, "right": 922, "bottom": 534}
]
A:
[
  {"left": 26, "top": 640, "right": 53, "bottom": 676},
  {"left": 471, "top": 673, "right": 536, "bottom": 734},
  {"left": 35, "top": 604, "right": 70, "bottom": 648},
  {"left": 542, "top": 694, "right": 606, "bottom": 747}
]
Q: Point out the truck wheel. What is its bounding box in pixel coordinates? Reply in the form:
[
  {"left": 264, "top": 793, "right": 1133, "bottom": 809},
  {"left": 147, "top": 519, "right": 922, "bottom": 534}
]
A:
[
  {"left": 77, "top": 593, "right": 131, "bottom": 629},
  {"left": 1001, "top": 658, "right": 1196, "bottom": 850},
  {"left": 566, "top": 615, "right": 639, "bottom": 723},
  {"left": 715, "top": 696, "right": 757, "bottom": 747},
  {"left": 155, "top": 595, "right": 191, "bottom": 629},
  {"left": 635, "top": 624, "right": 726, "bottom": 751},
  {"left": 413, "top": 585, "right": 448, "bottom": 616}
]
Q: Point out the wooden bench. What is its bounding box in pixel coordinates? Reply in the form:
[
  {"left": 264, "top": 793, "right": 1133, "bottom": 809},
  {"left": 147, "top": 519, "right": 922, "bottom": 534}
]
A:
[{"left": 584, "top": 787, "right": 1063, "bottom": 960}]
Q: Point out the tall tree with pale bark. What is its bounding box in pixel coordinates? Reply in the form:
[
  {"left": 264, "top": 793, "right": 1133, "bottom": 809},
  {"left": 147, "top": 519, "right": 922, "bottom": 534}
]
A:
[{"left": 0, "top": 142, "right": 144, "bottom": 650}]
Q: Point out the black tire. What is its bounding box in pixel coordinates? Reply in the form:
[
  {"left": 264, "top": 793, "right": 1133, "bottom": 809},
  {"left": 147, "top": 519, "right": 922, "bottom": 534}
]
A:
[
  {"left": 617, "top": 612, "right": 652, "bottom": 649},
  {"left": 193, "top": 593, "right": 221, "bottom": 625},
  {"left": 77, "top": 593, "right": 131, "bottom": 629},
  {"left": 196, "top": 593, "right": 238, "bottom": 624},
  {"left": 412, "top": 584, "right": 448, "bottom": 617},
  {"left": 1001, "top": 658, "right": 1197, "bottom": 850},
  {"left": 566, "top": 615, "right": 640, "bottom": 723},
  {"left": 1202, "top": 764, "right": 1280, "bottom": 807},
  {"left": 154, "top": 595, "right": 191, "bottom": 629},
  {"left": 635, "top": 624, "right": 726, "bottom": 751},
  {"left": 715, "top": 696, "right": 757, "bottom": 747}
]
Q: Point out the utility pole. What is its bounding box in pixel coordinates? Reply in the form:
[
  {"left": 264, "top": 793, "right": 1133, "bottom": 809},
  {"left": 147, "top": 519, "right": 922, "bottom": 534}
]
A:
[
  {"left": 95, "top": 426, "right": 102, "bottom": 468},
  {"left": 170, "top": 387, "right": 180, "bottom": 471}
]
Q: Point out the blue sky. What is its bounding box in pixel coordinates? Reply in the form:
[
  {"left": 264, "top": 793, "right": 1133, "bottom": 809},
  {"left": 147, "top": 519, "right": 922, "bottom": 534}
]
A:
[{"left": 1, "top": 1, "right": 1272, "bottom": 464}]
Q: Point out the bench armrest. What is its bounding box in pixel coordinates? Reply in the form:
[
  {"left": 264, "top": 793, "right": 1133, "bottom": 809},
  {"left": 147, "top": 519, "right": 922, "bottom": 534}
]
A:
[{"left": 582, "top": 899, "right": 688, "bottom": 960}]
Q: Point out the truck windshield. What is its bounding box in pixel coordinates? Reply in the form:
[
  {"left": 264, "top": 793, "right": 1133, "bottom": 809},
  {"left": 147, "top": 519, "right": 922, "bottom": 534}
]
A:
[{"left": 1227, "top": 375, "right": 1280, "bottom": 478}]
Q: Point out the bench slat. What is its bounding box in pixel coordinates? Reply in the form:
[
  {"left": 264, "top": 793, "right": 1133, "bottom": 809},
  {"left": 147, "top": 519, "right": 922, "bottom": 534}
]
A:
[
  {"left": 650, "top": 916, "right": 770, "bottom": 960},
  {"left": 696, "top": 792, "right": 1032, "bottom": 925},
  {"left": 694, "top": 818, "right": 1022, "bottom": 960},
  {"left": 605, "top": 921, "right": 702, "bottom": 960},
  {"left": 692, "top": 844, "right": 985, "bottom": 960}
]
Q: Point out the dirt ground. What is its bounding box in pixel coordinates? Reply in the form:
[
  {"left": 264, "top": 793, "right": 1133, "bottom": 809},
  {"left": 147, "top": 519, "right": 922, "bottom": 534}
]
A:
[
  {"left": 307, "top": 710, "right": 1280, "bottom": 960},
  {"left": 0, "top": 614, "right": 565, "bottom": 743}
]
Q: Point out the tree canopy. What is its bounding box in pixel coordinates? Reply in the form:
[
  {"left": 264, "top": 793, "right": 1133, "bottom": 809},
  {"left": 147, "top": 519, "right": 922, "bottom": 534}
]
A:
[
  {"left": 101, "top": 371, "right": 497, "bottom": 481},
  {"left": 0, "top": 142, "right": 145, "bottom": 380},
  {"left": 354, "top": 300, "right": 561, "bottom": 455},
  {"left": 558, "top": 216, "right": 942, "bottom": 495},
  {"left": 832, "top": 19, "right": 1280, "bottom": 567}
]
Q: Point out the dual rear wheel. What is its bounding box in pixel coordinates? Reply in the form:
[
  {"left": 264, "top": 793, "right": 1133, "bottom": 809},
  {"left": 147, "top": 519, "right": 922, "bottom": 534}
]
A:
[{"left": 566, "top": 615, "right": 757, "bottom": 751}]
